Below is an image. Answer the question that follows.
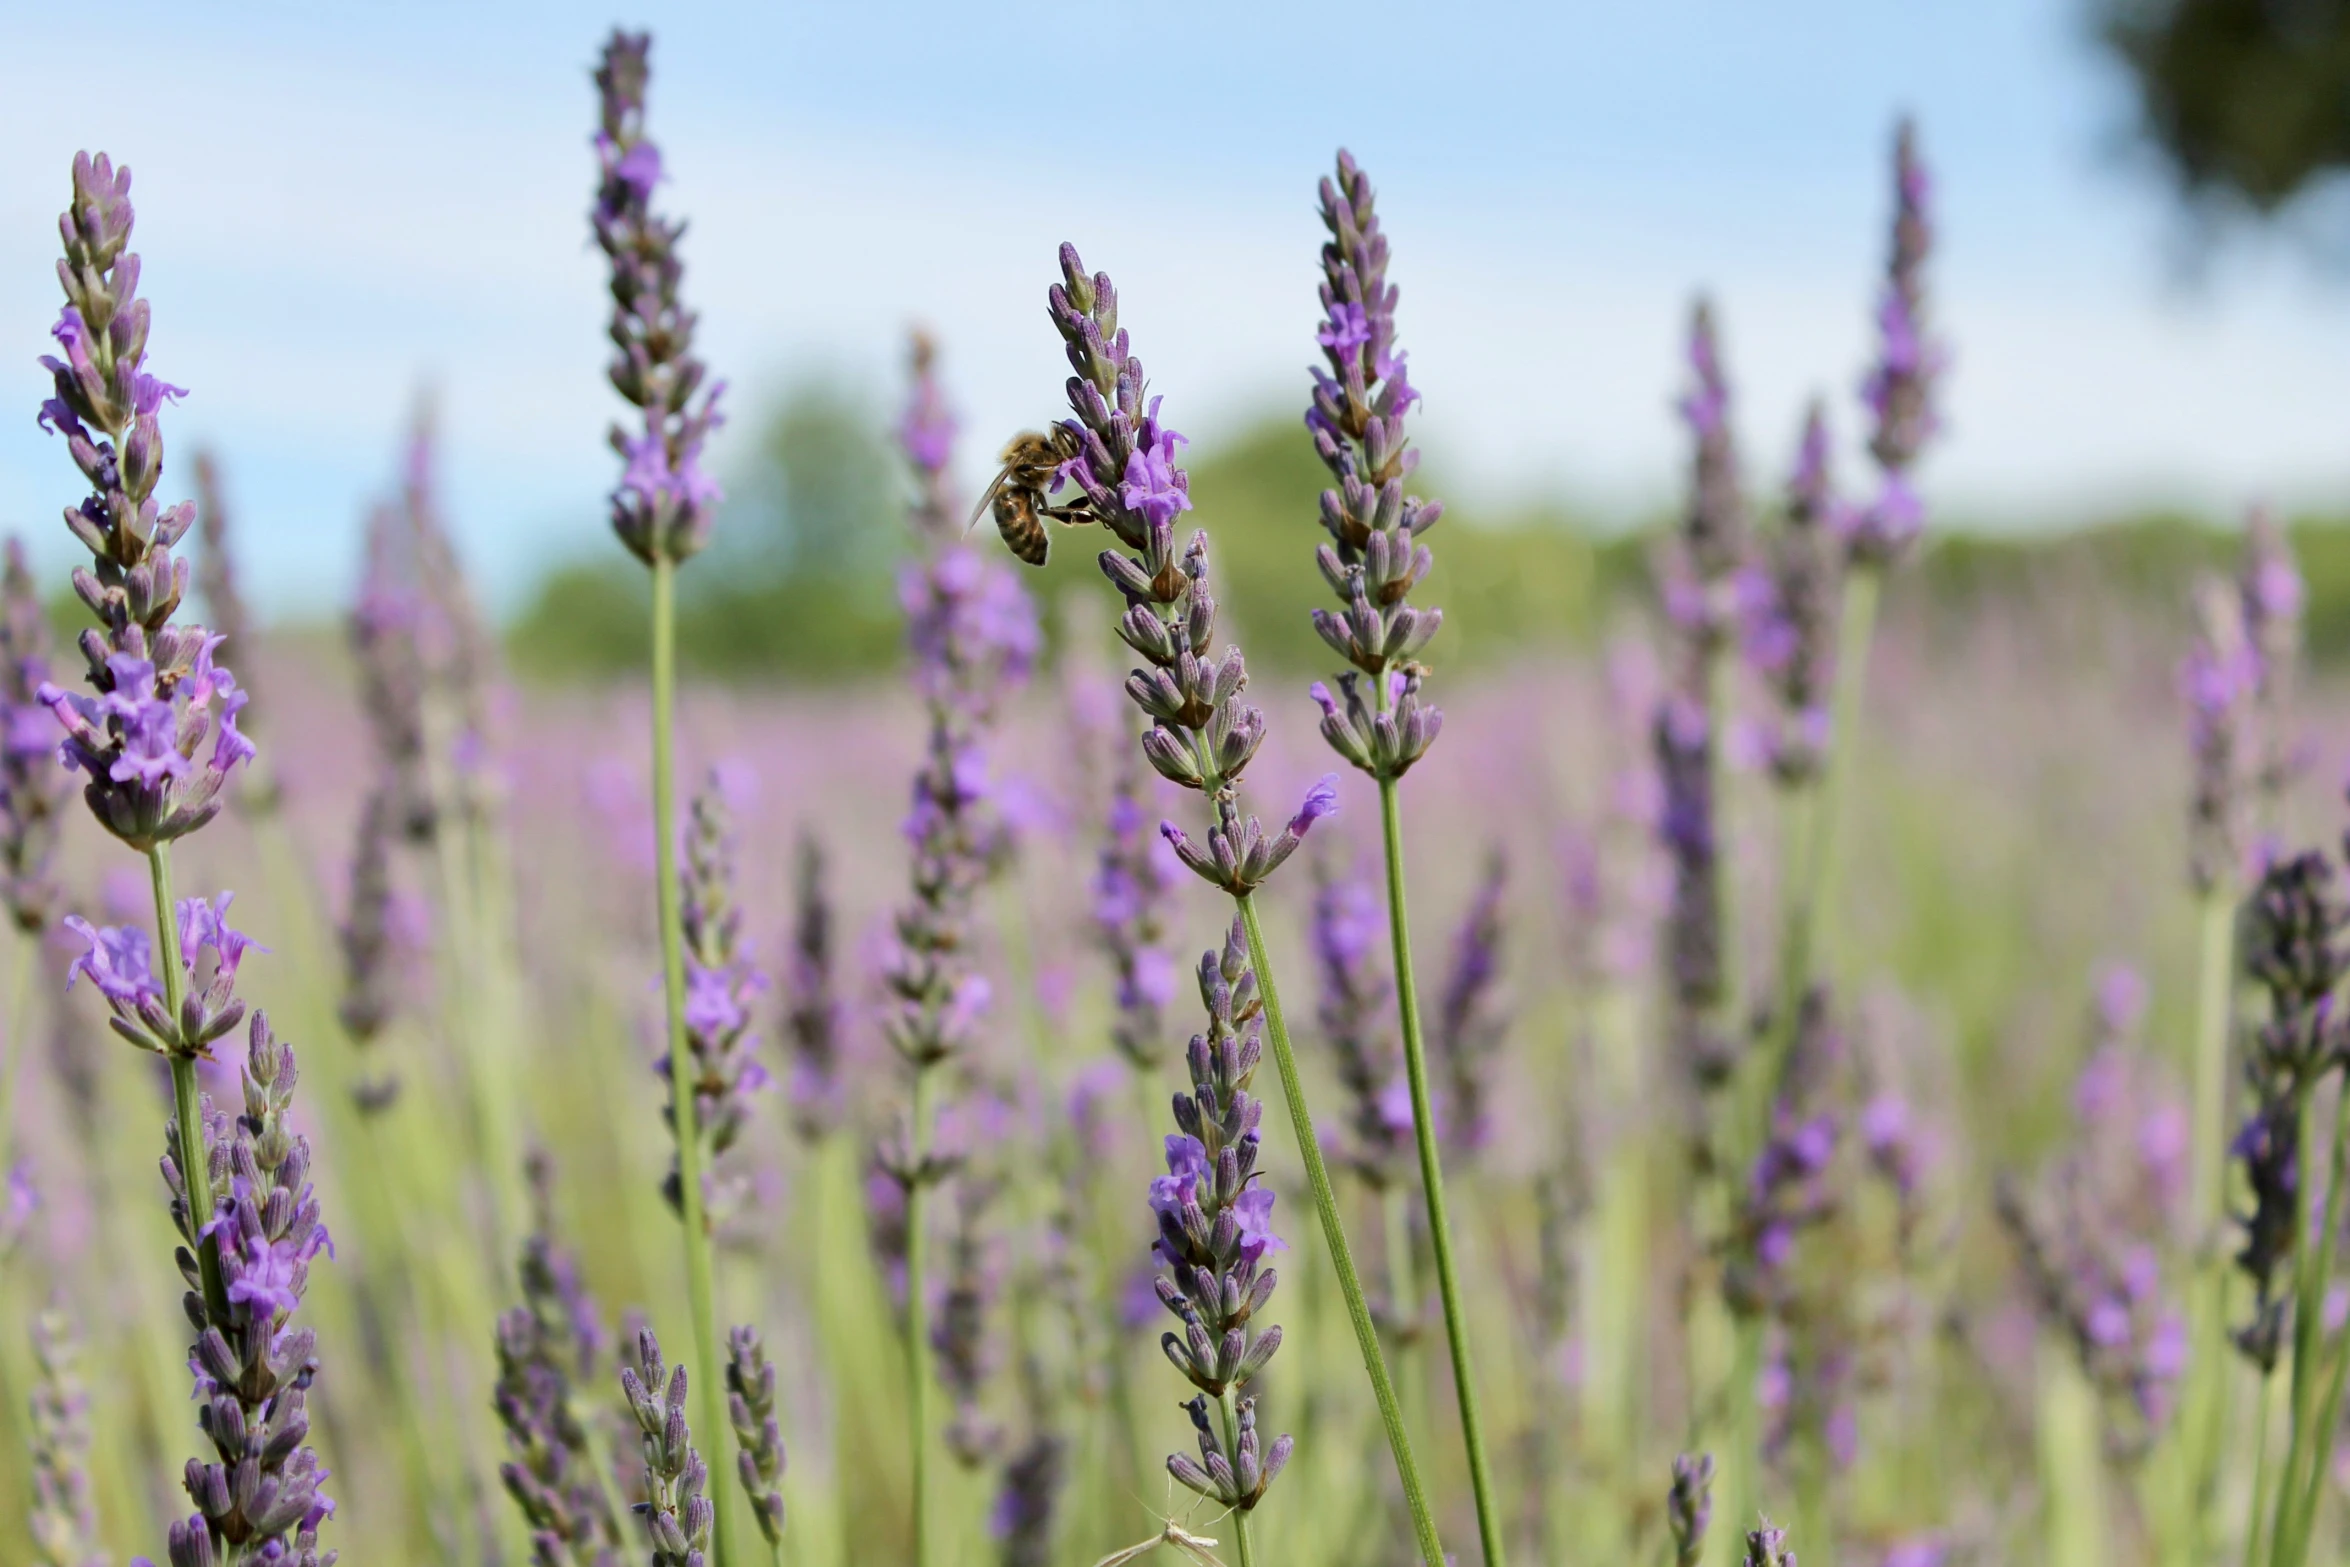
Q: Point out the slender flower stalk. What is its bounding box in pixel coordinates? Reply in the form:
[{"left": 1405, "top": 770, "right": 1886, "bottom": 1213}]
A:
[
  {"left": 1298, "top": 148, "right": 1505, "bottom": 1567},
  {"left": 1018, "top": 239, "right": 1441, "bottom": 1562},
  {"left": 29, "top": 1305, "right": 102, "bottom": 1567},
  {"left": 881, "top": 330, "right": 1038, "bottom": 1567},
  {"left": 591, "top": 31, "right": 734, "bottom": 1563},
  {"left": 0, "top": 538, "right": 63, "bottom": 1200},
  {"left": 1148, "top": 919, "right": 1297, "bottom": 1567}
]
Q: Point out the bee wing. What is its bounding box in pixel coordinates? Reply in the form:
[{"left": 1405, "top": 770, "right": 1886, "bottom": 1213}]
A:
[{"left": 964, "top": 468, "right": 1012, "bottom": 535}]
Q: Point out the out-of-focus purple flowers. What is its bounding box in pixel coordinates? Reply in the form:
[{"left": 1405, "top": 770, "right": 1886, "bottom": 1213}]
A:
[
  {"left": 30, "top": 1305, "right": 101, "bottom": 1567},
  {"left": 1746, "top": 404, "right": 1843, "bottom": 785},
  {"left": 664, "top": 776, "right": 770, "bottom": 1221},
  {"left": 1667, "top": 1451, "right": 1715, "bottom": 1567},
  {"left": 933, "top": 1177, "right": 1005, "bottom": 1467},
  {"left": 1151, "top": 918, "right": 1294, "bottom": 1513},
  {"left": 2182, "top": 576, "right": 2258, "bottom": 896},
  {"left": 1846, "top": 120, "right": 1944, "bottom": 567},
  {"left": 2230, "top": 847, "right": 2350, "bottom": 1371},
  {"left": 0, "top": 540, "right": 65, "bottom": 931},
  {"left": 1042, "top": 244, "right": 1335, "bottom": 898},
  {"left": 593, "top": 31, "right": 726, "bottom": 567},
  {"left": 1673, "top": 299, "right": 1750, "bottom": 638},
  {"left": 1999, "top": 963, "right": 2191, "bottom": 1458},
  {"left": 1302, "top": 150, "right": 1445, "bottom": 783},
  {"left": 1654, "top": 695, "right": 1732, "bottom": 1089},
  {"left": 163, "top": 1014, "right": 337, "bottom": 1566},
  {"left": 1310, "top": 859, "right": 1410, "bottom": 1187},
  {"left": 782, "top": 831, "right": 845, "bottom": 1141},
  {"left": 1433, "top": 848, "right": 1510, "bottom": 1156},
  {"left": 1094, "top": 751, "right": 1177, "bottom": 1071},
  {"left": 2239, "top": 510, "right": 2305, "bottom": 843}
]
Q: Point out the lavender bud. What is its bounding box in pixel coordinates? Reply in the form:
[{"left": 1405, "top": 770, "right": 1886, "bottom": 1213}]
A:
[
  {"left": 1433, "top": 847, "right": 1509, "bottom": 1157},
  {"left": 782, "top": 831, "right": 845, "bottom": 1142},
  {"left": 725, "top": 1325, "right": 787, "bottom": 1546},
  {"left": 622, "top": 1326, "right": 710, "bottom": 1567},
  {"left": 1667, "top": 1452, "right": 1715, "bottom": 1567},
  {"left": 1845, "top": 119, "right": 1943, "bottom": 568}
]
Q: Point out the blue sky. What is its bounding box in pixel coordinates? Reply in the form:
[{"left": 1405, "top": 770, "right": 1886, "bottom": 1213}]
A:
[{"left": 3, "top": 0, "right": 2346, "bottom": 616}]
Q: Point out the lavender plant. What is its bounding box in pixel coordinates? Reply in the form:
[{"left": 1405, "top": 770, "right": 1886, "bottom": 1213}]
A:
[
  {"left": 336, "top": 785, "right": 403, "bottom": 1111},
  {"left": 880, "top": 329, "right": 1037, "bottom": 1567},
  {"left": 621, "top": 1327, "right": 716, "bottom": 1567},
  {"left": 1016, "top": 239, "right": 1439, "bottom": 1561},
  {"left": 1667, "top": 1451, "right": 1716, "bottom": 1567},
  {"left": 493, "top": 1159, "right": 624, "bottom": 1567},
  {"left": 1433, "top": 847, "right": 1508, "bottom": 1158},
  {"left": 0, "top": 538, "right": 64, "bottom": 1200},
  {"left": 1094, "top": 748, "right": 1177, "bottom": 1075},
  {"left": 669, "top": 775, "right": 770, "bottom": 1226},
  {"left": 590, "top": 32, "right": 735, "bottom": 1558},
  {"left": 29, "top": 1305, "right": 101, "bottom": 1567},
  {"left": 724, "top": 1326, "right": 787, "bottom": 1559},
  {"left": 1147, "top": 919, "right": 1296, "bottom": 1565},
  {"left": 191, "top": 451, "right": 275, "bottom": 814},
  {"left": 1293, "top": 147, "right": 1507, "bottom": 1563},
  {"left": 782, "top": 832, "right": 844, "bottom": 1142}
]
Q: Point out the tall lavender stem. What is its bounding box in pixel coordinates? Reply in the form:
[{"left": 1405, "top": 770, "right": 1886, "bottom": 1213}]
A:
[
  {"left": 590, "top": 32, "right": 734, "bottom": 1565},
  {"left": 1300, "top": 149, "right": 1505, "bottom": 1565},
  {"left": 1018, "top": 241, "right": 1442, "bottom": 1563}
]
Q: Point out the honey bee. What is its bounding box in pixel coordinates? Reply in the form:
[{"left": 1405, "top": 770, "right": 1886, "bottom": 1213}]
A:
[{"left": 969, "top": 426, "right": 1094, "bottom": 567}]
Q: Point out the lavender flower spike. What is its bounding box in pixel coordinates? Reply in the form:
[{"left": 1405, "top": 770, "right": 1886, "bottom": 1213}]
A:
[
  {"left": 1042, "top": 245, "right": 1336, "bottom": 897},
  {"left": 1304, "top": 150, "right": 1445, "bottom": 782},
  {"left": 36, "top": 155, "right": 254, "bottom": 853},
  {"left": 164, "top": 1012, "right": 338, "bottom": 1567},
  {"left": 192, "top": 450, "right": 277, "bottom": 813},
  {"left": 2182, "top": 576, "right": 2255, "bottom": 898},
  {"left": 30, "top": 1305, "right": 102, "bottom": 1567},
  {"left": 782, "top": 830, "right": 844, "bottom": 1142},
  {"left": 0, "top": 539, "right": 66, "bottom": 931},
  {"left": 1309, "top": 859, "right": 1408, "bottom": 1188},
  {"left": 492, "top": 1157, "right": 623, "bottom": 1567},
  {"left": 1152, "top": 917, "right": 1294, "bottom": 1516},
  {"left": 1747, "top": 1518, "right": 1799, "bottom": 1567},
  {"left": 620, "top": 1327, "right": 716, "bottom": 1567},
  {"left": 1748, "top": 403, "right": 1843, "bottom": 786},
  {"left": 1846, "top": 118, "right": 1944, "bottom": 567},
  {"left": 1094, "top": 748, "right": 1176, "bottom": 1071},
  {"left": 1433, "top": 847, "right": 1509, "bottom": 1156},
  {"left": 1667, "top": 1452, "right": 1716, "bottom": 1567},
  {"left": 336, "top": 785, "right": 403, "bottom": 1111},
  {"left": 726, "top": 1325, "right": 788, "bottom": 1548},
  {"left": 593, "top": 31, "right": 725, "bottom": 567},
  {"left": 667, "top": 773, "right": 770, "bottom": 1222}
]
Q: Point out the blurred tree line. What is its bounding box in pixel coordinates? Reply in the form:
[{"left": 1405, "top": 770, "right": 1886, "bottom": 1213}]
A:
[
  {"left": 510, "top": 379, "right": 2350, "bottom": 684},
  {"left": 2100, "top": 0, "right": 2350, "bottom": 221}
]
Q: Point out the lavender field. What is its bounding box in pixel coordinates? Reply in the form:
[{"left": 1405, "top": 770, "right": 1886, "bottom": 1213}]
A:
[{"left": 6, "top": 18, "right": 2350, "bottom": 1567}]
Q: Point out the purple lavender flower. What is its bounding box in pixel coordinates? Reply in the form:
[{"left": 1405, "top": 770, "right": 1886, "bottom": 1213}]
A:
[
  {"left": 782, "top": 830, "right": 845, "bottom": 1141},
  {"left": 30, "top": 1305, "right": 101, "bottom": 1567},
  {"left": 1673, "top": 298, "right": 1750, "bottom": 629},
  {"left": 1094, "top": 750, "right": 1177, "bottom": 1071},
  {"left": 1433, "top": 848, "right": 1509, "bottom": 1156},
  {"left": 336, "top": 785, "right": 403, "bottom": 1111},
  {"left": 618, "top": 1326, "right": 715, "bottom": 1567},
  {"left": 1309, "top": 859, "right": 1409, "bottom": 1186},
  {"left": 593, "top": 32, "right": 726, "bottom": 567},
  {"left": 725, "top": 1325, "right": 788, "bottom": 1548},
  {"left": 1667, "top": 1451, "right": 1715, "bottom": 1567},
  {"left": 189, "top": 450, "right": 278, "bottom": 817},
  {"left": 2230, "top": 848, "right": 2350, "bottom": 1371},
  {"left": 1302, "top": 151, "right": 1445, "bottom": 783},
  {"left": 162, "top": 1012, "right": 337, "bottom": 1566},
  {"left": 2240, "top": 507, "right": 2304, "bottom": 823},
  {"left": 665, "top": 775, "right": 770, "bottom": 1221},
  {"left": 1746, "top": 1520, "right": 1798, "bottom": 1567},
  {"left": 1151, "top": 917, "right": 1294, "bottom": 1512},
  {"left": 933, "top": 1177, "right": 1006, "bottom": 1467},
  {"left": 1845, "top": 119, "right": 1944, "bottom": 567},
  {"left": 990, "top": 1429, "right": 1066, "bottom": 1567},
  {"left": 493, "top": 1156, "right": 623, "bottom": 1566},
  {"left": 1654, "top": 694, "right": 1732, "bottom": 1087},
  {"left": 2183, "top": 575, "right": 2257, "bottom": 896},
  {"left": 1041, "top": 244, "right": 1335, "bottom": 897},
  {"left": 0, "top": 542, "right": 64, "bottom": 933},
  {"left": 1747, "top": 403, "right": 1843, "bottom": 785},
  {"left": 35, "top": 155, "right": 258, "bottom": 854},
  {"left": 1725, "top": 988, "right": 1843, "bottom": 1317},
  {"left": 65, "top": 891, "right": 257, "bottom": 1058}
]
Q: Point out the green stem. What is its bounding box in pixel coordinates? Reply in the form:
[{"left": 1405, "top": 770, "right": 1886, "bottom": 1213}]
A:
[
  {"left": 2191, "top": 891, "right": 2238, "bottom": 1231},
  {"left": 151, "top": 843, "right": 228, "bottom": 1323},
  {"left": 2274, "top": 1076, "right": 2350, "bottom": 1566},
  {"left": 905, "top": 1065, "right": 935, "bottom": 1567},
  {"left": 1236, "top": 893, "right": 1445, "bottom": 1567},
  {"left": 1218, "top": 1390, "right": 1258, "bottom": 1567},
  {"left": 2247, "top": 1372, "right": 2276, "bottom": 1567},
  {"left": 0, "top": 929, "right": 36, "bottom": 1196},
  {"left": 651, "top": 555, "right": 733, "bottom": 1567},
  {"left": 1376, "top": 772, "right": 1508, "bottom": 1567},
  {"left": 1382, "top": 1182, "right": 1423, "bottom": 1438}
]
